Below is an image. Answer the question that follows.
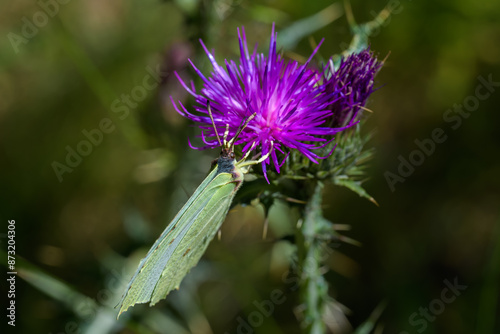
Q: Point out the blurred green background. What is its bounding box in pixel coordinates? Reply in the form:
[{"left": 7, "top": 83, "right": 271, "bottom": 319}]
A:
[{"left": 1, "top": 0, "right": 499, "bottom": 333}]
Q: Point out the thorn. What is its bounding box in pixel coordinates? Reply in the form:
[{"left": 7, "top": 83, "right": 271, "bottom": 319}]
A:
[
  {"left": 218, "top": 229, "right": 222, "bottom": 241},
  {"left": 293, "top": 303, "right": 307, "bottom": 320},
  {"left": 382, "top": 51, "right": 391, "bottom": 64},
  {"left": 338, "top": 235, "right": 362, "bottom": 247},
  {"left": 262, "top": 217, "right": 269, "bottom": 240},
  {"left": 344, "top": 0, "right": 356, "bottom": 27},
  {"left": 358, "top": 105, "right": 374, "bottom": 113},
  {"left": 332, "top": 224, "right": 351, "bottom": 231},
  {"left": 283, "top": 196, "right": 307, "bottom": 204},
  {"left": 319, "top": 265, "right": 329, "bottom": 275},
  {"left": 296, "top": 218, "right": 303, "bottom": 229},
  {"left": 369, "top": 197, "right": 379, "bottom": 206}
]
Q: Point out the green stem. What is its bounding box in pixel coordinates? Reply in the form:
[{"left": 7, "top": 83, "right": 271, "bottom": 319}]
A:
[{"left": 296, "top": 181, "right": 332, "bottom": 334}]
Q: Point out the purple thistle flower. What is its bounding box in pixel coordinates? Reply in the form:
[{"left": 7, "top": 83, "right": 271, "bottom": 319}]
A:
[
  {"left": 325, "top": 48, "right": 383, "bottom": 127},
  {"left": 171, "top": 25, "right": 373, "bottom": 182}
]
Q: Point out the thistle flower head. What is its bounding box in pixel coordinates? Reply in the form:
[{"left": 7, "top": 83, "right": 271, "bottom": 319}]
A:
[
  {"left": 325, "top": 48, "right": 383, "bottom": 127},
  {"left": 171, "top": 25, "right": 380, "bottom": 182}
]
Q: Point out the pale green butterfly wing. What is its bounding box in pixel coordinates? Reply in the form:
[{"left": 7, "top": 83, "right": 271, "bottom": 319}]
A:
[
  {"left": 118, "top": 167, "right": 218, "bottom": 313},
  {"left": 150, "top": 172, "right": 238, "bottom": 304},
  {"left": 118, "top": 166, "right": 241, "bottom": 316}
]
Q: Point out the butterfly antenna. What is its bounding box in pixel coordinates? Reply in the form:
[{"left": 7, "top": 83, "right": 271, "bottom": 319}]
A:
[
  {"left": 228, "top": 112, "right": 256, "bottom": 152},
  {"left": 223, "top": 124, "right": 230, "bottom": 148},
  {"left": 207, "top": 102, "right": 222, "bottom": 147}
]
